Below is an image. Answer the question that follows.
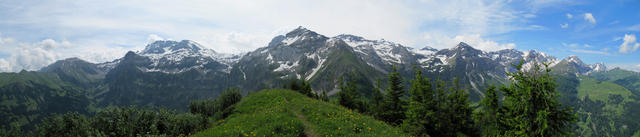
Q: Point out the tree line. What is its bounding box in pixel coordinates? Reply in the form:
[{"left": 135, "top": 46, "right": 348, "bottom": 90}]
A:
[
  {"left": 332, "top": 62, "right": 577, "bottom": 137},
  {"left": 0, "top": 88, "right": 243, "bottom": 137}
]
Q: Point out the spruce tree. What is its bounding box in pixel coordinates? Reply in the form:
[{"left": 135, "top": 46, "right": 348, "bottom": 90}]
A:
[
  {"left": 338, "top": 76, "right": 358, "bottom": 110},
  {"left": 444, "top": 78, "right": 476, "bottom": 136},
  {"left": 500, "top": 61, "right": 576, "bottom": 136},
  {"left": 288, "top": 79, "right": 301, "bottom": 91},
  {"left": 320, "top": 90, "right": 329, "bottom": 102},
  {"left": 402, "top": 68, "right": 435, "bottom": 137},
  {"left": 478, "top": 85, "right": 501, "bottom": 136},
  {"left": 300, "top": 78, "right": 313, "bottom": 98},
  {"left": 380, "top": 66, "right": 406, "bottom": 125},
  {"left": 370, "top": 79, "right": 384, "bottom": 118}
]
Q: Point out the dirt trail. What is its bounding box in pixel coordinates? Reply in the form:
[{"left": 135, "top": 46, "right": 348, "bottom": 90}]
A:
[{"left": 284, "top": 97, "right": 318, "bottom": 137}]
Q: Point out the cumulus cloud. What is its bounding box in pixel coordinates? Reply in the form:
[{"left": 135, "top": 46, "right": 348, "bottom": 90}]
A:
[
  {"left": 561, "top": 23, "right": 569, "bottom": 28},
  {"left": 146, "top": 34, "right": 165, "bottom": 43},
  {"left": 0, "top": 34, "right": 133, "bottom": 72},
  {"left": 566, "top": 13, "right": 573, "bottom": 19},
  {"left": 584, "top": 13, "right": 596, "bottom": 24},
  {"left": 619, "top": 34, "right": 640, "bottom": 53}
]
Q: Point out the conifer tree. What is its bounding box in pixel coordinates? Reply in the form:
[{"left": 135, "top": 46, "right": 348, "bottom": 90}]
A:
[
  {"left": 338, "top": 76, "right": 358, "bottom": 110},
  {"left": 478, "top": 85, "right": 501, "bottom": 136},
  {"left": 300, "top": 78, "right": 313, "bottom": 98},
  {"left": 402, "top": 68, "right": 435, "bottom": 137},
  {"left": 380, "top": 66, "right": 406, "bottom": 125},
  {"left": 444, "top": 78, "right": 476, "bottom": 136},
  {"left": 288, "top": 79, "right": 301, "bottom": 91},
  {"left": 320, "top": 90, "right": 329, "bottom": 102},
  {"left": 500, "top": 61, "right": 576, "bottom": 136},
  {"left": 370, "top": 78, "right": 384, "bottom": 118}
]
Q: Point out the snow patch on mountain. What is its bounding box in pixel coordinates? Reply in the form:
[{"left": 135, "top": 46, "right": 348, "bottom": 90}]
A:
[
  {"left": 137, "top": 40, "right": 241, "bottom": 73},
  {"left": 336, "top": 34, "right": 406, "bottom": 64},
  {"left": 274, "top": 60, "right": 299, "bottom": 72}
]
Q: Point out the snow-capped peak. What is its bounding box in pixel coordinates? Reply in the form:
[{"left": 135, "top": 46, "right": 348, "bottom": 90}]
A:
[
  {"left": 137, "top": 40, "right": 241, "bottom": 73},
  {"left": 589, "top": 62, "right": 607, "bottom": 72},
  {"left": 453, "top": 42, "right": 474, "bottom": 50},
  {"left": 565, "top": 55, "right": 584, "bottom": 64},
  {"left": 334, "top": 34, "right": 407, "bottom": 64},
  {"left": 141, "top": 40, "right": 207, "bottom": 55},
  {"left": 413, "top": 46, "right": 438, "bottom": 56},
  {"left": 278, "top": 26, "right": 327, "bottom": 46}
]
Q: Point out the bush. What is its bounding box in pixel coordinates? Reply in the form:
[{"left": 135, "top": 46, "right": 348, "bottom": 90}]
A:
[
  {"left": 189, "top": 87, "right": 243, "bottom": 120},
  {"left": 35, "top": 107, "right": 206, "bottom": 137}
]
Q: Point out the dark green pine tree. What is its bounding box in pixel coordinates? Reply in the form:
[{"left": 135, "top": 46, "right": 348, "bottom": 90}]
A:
[
  {"left": 444, "top": 78, "right": 476, "bottom": 137},
  {"left": 320, "top": 90, "right": 329, "bottom": 102},
  {"left": 433, "top": 79, "right": 449, "bottom": 136},
  {"left": 402, "top": 68, "right": 435, "bottom": 137},
  {"left": 370, "top": 78, "right": 384, "bottom": 118},
  {"left": 478, "top": 85, "right": 501, "bottom": 136},
  {"left": 380, "top": 66, "right": 406, "bottom": 125},
  {"left": 500, "top": 61, "right": 576, "bottom": 136},
  {"left": 288, "top": 78, "right": 301, "bottom": 91},
  {"left": 338, "top": 76, "right": 358, "bottom": 110},
  {"left": 300, "top": 78, "right": 313, "bottom": 98}
]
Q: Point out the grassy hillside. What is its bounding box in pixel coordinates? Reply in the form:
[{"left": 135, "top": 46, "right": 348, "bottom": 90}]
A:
[
  {"left": 192, "top": 89, "right": 408, "bottom": 137},
  {"left": 577, "top": 76, "right": 633, "bottom": 116},
  {"left": 0, "top": 71, "right": 92, "bottom": 130},
  {"left": 577, "top": 76, "right": 633, "bottom": 102}
]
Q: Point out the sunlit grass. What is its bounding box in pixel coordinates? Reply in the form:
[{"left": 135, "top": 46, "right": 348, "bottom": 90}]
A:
[{"left": 192, "top": 89, "right": 408, "bottom": 137}]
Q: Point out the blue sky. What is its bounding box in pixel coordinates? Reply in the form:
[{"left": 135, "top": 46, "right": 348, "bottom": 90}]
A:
[{"left": 0, "top": 0, "right": 639, "bottom": 72}]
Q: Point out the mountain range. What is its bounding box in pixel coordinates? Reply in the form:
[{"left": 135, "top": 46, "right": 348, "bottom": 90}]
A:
[{"left": 1, "top": 26, "right": 639, "bottom": 136}]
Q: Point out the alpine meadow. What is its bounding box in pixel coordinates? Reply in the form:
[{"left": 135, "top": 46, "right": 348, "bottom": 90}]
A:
[{"left": 1, "top": 0, "right": 640, "bottom": 137}]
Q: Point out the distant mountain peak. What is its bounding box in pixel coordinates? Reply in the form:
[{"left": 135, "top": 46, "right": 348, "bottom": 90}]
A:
[
  {"left": 276, "top": 26, "right": 327, "bottom": 46},
  {"left": 334, "top": 34, "right": 366, "bottom": 42},
  {"left": 285, "top": 26, "right": 317, "bottom": 38},
  {"left": 564, "top": 55, "right": 584, "bottom": 64},
  {"left": 420, "top": 46, "right": 437, "bottom": 52},
  {"left": 141, "top": 40, "right": 210, "bottom": 55},
  {"left": 455, "top": 42, "right": 472, "bottom": 48},
  {"left": 451, "top": 42, "right": 481, "bottom": 53}
]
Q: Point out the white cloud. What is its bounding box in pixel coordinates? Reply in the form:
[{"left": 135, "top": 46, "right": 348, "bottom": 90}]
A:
[
  {"left": 0, "top": 59, "right": 10, "bottom": 72},
  {"left": 424, "top": 33, "right": 515, "bottom": 51},
  {"left": 619, "top": 34, "right": 640, "bottom": 53},
  {"left": 570, "top": 49, "right": 609, "bottom": 55},
  {"left": 146, "top": 34, "right": 164, "bottom": 43},
  {"left": 0, "top": 34, "right": 134, "bottom": 72},
  {"left": 562, "top": 43, "right": 579, "bottom": 48},
  {"left": 561, "top": 23, "right": 569, "bottom": 28},
  {"left": 523, "top": 14, "right": 536, "bottom": 18},
  {"left": 584, "top": 13, "right": 596, "bottom": 24},
  {"left": 629, "top": 24, "right": 640, "bottom": 31},
  {"left": 566, "top": 13, "right": 573, "bottom": 19},
  {"left": 609, "top": 63, "right": 640, "bottom": 72}
]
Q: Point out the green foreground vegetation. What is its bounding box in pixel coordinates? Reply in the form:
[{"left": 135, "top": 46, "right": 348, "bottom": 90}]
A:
[{"left": 192, "top": 89, "right": 407, "bottom": 137}]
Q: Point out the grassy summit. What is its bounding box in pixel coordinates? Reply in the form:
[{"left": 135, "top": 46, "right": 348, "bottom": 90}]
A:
[{"left": 192, "top": 89, "right": 408, "bottom": 137}]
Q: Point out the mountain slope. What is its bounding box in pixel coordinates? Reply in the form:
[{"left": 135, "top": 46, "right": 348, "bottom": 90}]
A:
[
  {"left": 192, "top": 89, "right": 408, "bottom": 137},
  {"left": 99, "top": 51, "right": 232, "bottom": 110},
  {"left": 0, "top": 71, "right": 91, "bottom": 129}
]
